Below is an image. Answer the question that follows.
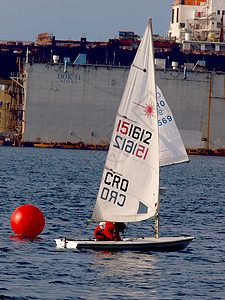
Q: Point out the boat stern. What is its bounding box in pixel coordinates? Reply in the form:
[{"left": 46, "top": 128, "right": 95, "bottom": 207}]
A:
[{"left": 55, "top": 238, "right": 78, "bottom": 249}]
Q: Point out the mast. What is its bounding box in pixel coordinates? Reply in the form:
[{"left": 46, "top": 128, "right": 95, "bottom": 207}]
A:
[
  {"left": 151, "top": 18, "right": 159, "bottom": 239},
  {"left": 154, "top": 194, "right": 159, "bottom": 238},
  {"left": 155, "top": 213, "right": 159, "bottom": 238}
]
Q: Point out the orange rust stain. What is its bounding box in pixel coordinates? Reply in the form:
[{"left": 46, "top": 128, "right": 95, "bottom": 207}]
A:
[{"left": 174, "top": 0, "right": 207, "bottom": 6}]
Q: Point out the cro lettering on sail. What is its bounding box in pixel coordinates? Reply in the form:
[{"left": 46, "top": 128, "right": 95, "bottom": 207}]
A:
[{"left": 100, "top": 171, "right": 129, "bottom": 208}]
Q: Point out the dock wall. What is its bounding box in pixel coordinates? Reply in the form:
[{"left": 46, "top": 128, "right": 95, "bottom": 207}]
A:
[{"left": 23, "top": 63, "right": 225, "bottom": 149}]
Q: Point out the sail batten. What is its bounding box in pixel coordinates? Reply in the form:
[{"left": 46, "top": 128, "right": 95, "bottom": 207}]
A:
[{"left": 92, "top": 19, "right": 159, "bottom": 223}]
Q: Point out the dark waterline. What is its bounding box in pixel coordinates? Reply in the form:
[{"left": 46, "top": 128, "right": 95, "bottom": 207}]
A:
[{"left": 0, "top": 147, "right": 224, "bottom": 299}]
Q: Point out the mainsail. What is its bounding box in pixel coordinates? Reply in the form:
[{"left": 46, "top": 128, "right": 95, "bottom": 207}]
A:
[
  {"left": 92, "top": 19, "right": 159, "bottom": 223},
  {"left": 157, "top": 86, "right": 189, "bottom": 167}
]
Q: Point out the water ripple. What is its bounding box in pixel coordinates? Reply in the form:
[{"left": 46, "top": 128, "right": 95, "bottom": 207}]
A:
[{"left": 0, "top": 149, "right": 224, "bottom": 299}]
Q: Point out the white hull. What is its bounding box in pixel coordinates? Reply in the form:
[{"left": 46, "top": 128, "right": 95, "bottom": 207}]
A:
[{"left": 55, "top": 236, "right": 194, "bottom": 252}]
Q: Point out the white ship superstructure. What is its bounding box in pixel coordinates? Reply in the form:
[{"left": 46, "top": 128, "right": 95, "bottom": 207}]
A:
[{"left": 168, "top": 0, "right": 225, "bottom": 42}]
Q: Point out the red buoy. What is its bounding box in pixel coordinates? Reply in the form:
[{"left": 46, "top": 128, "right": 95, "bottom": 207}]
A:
[{"left": 11, "top": 205, "right": 45, "bottom": 238}]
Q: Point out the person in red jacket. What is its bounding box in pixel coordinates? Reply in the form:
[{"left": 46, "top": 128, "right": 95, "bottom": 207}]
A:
[{"left": 94, "top": 222, "right": 126, "bottom": 241}]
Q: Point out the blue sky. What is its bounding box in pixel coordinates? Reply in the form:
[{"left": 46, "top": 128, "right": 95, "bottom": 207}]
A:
[{"left": 1, "top": 0, "right": 174, "bottom": 42}]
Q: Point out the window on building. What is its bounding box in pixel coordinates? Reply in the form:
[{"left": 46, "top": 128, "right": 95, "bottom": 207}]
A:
[
  {"left": 217, "top": 22, "right": 221, "bottom": 28},
  {"left": 223, "top": 10, "right": 225, "bottom": 15},
  {"left": 0, "top": 101, "right": 2, "bottom": 108},
  {"left": 180, "top": 23, "right": 185, "bottom": 28},
  {"left": 172, "top": 9, "right": 174, "bottom": 23},
  {"left": 177, "top": 8, "right": 179, "bottom": 23},
  {"left": 217, "top": 10, "right": 220, "bottom": 15}
]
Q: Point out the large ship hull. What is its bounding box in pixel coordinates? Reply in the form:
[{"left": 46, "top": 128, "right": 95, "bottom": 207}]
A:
[{"left": 23, "top": 63, "right": 225, "bottom": 150}]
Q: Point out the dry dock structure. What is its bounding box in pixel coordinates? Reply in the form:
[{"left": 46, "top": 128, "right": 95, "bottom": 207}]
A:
[{"left": 20, "top": 62, "right": 225, "bottom": 152}]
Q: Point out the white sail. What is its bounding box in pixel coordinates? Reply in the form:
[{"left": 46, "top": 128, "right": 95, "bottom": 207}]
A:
[
  {"left": 157, "top": 86, "right": 189, "bottom": 167},
  {"left": 92, "top": 19, "right": 159, "bottom": 223}
]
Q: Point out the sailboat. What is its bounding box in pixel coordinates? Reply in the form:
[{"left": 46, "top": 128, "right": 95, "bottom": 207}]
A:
[{"left": 55, "top": 18, "right": 194, "bottom": 251}]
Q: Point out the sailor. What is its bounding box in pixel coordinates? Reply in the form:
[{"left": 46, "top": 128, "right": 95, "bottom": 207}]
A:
[{"left": 94, "top": 222, "right": 126, "bottom": 241}]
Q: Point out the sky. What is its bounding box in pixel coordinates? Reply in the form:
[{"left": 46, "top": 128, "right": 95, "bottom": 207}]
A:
[{"left": 0, "top": 0, "right": 174, "bottom": 42}]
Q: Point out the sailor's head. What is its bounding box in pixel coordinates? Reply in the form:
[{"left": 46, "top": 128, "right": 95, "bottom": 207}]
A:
[{"left": 114, "top": 222, "right": 127, "bottom": 233}]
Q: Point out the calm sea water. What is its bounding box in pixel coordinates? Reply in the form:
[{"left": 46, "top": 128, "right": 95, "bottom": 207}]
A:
[{"left": 0, "top": 147, "right": 224, "bottom": 300}]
